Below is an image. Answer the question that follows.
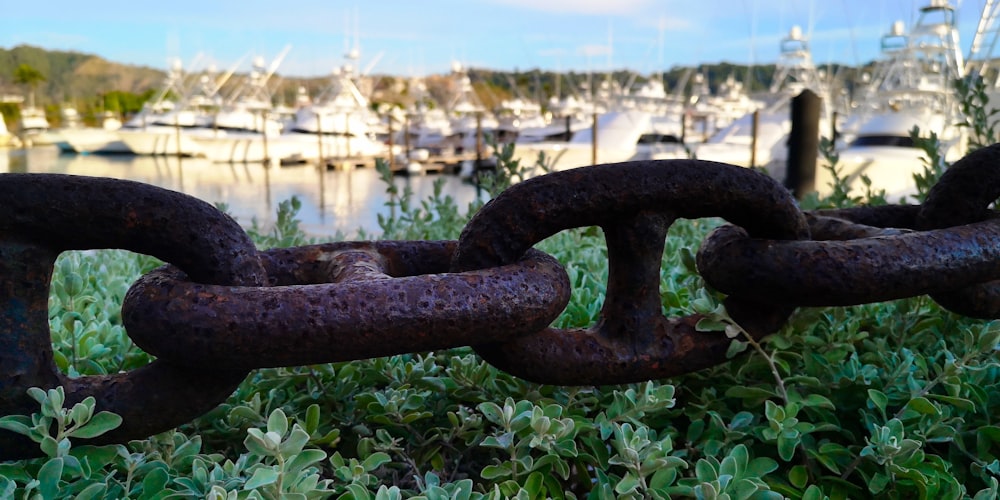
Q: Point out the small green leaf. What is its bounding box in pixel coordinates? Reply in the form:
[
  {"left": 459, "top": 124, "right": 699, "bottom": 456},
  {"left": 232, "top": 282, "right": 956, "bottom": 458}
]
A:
[
  {"left": 906, "top": 397, "right": 940, "bottom": 416},
  {"left": 696, "top": 317, "right": 728, "bottom": 332},
  {"left": 361, "top": 451, "right": 391, "bottom": 471},
  {"left": 802, "top": 394, "right": 835, "bottom": 410},
  {"left": 802, "top": 485, "right": 825, "bottom": 500},
  {"left": 868, "top": 389, "right": 888, "bottom": 413},
  {"left": 746, "top": 456, "right": 779, "bottom": 477},
  {"left": 726, "top": 339, "right": 749, "bottom": 358},
  {"left": 523, "top": 471, "right": 545, "bottom": 496},
  {"left": 927, "top": 394, "right": 975, "bottom": 412},
  {"left": 478, "top": 402, "right": 504, "bottom": 425},
  {"left": 0, "top": 415, "right": 33, "bottom": 436},
  {"left": 266, "top": 409, "right": 288, "bottom": 437},
  {"left": 279, "top": 427, "right": 310, "bottom": 457},
  {"left": 789, "top": 465, "right": 808, "bottom": 488},
  {"left": 286, "top": 449, "right": 327, "bottom": 475},
  {"left": 72, "top": 411, "right": 123, "bottom": 439},
  {"left": 41, "top": 436, "right": 61, "bottom": 458},
  {"left": 74, "top": 482, "right": 106, "bottom": 500},
  {"left": 615, "top": 472, "right": 641, "bottom": 495},
  {"left": 480, "top": 464, "right": 512, "bottom": 480},
  {"left": 37, "top": 457, "right": 64, "bottom": 499},
  {"left": 342, "top": 483, "right": 372, "bottom": 500},
  {"left": 869, "top": 471, "right": 890, "bottom": 494},
  {"left": 244, "top": 467, "right": 280, "bottom": 490},
  {"left": 777, "top": 434, "right": 797, "bottom": 462},
  {"left": 142, "top": 466, "right": 170, "bottom": 495},
  {"left": 305, "top": 404, "right": 320, "bottom": 435}
]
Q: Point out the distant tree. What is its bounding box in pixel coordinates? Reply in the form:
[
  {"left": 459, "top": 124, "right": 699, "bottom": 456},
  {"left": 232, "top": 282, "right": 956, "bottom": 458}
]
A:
[{"left": 13, "top": 63, "right": 46, "bottom": 108}]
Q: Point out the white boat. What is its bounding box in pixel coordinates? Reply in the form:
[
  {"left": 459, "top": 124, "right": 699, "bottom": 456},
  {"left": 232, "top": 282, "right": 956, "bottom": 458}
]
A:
[
  {"left": 117, "top": 58, "right": 225, "bottom": 157},
  {"left": 277, "top": 54, "right": 386, "bottom": 163},
  {"left": 403, "top": 63, "right": 498, "bottom": 156},
  {"left": 695, "top": 25, "right": 832, "bottom": 178},
  {"left": 0, "top": 114, "right": 14, "bottom": 148},
  {"left": 187, "top": 50, "right": 302, "bottom": 163},
  {"left": 514, "top": 116, "right": 590, "bottom": 144},
  {"left": 56, "top": 112, "right": 131, "bottom": 154},
  {"left": 495, "top": 97, "right": 547, "bottom": 144},
  {"left": 118, "top": 108, "right": 211, "bottom": 157},
  {"left": 682, "top": 73, "right": 762, "bottom": 142},
  {"left": 18, "top": 107, "right": 51, "bottom": 146},
  {"left": 821, "top": 0, "right": 967, "bottom": 200},
  {"left": 511, "top": 110, "right": 685, "bottom": 174}
]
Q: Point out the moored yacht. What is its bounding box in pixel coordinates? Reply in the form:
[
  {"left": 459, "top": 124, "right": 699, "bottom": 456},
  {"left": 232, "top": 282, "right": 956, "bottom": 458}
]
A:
[
  {"left": 56, "top": 112, "right": 131, "bottom": 154},
  {"left": 820, "top": 0, "right": 968, "bottom": 200},
  {"left": 695, "top": 25, "right": 833, "bottom": 179}
]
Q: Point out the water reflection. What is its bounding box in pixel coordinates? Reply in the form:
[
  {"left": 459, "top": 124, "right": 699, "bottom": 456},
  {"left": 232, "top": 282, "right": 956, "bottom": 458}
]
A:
[{"left": 1, "top": 147, "right": 486, "bottom": 239}]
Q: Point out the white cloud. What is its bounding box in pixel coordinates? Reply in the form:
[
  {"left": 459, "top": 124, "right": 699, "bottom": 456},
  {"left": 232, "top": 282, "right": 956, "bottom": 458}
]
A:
[
  {"left": 576, "top": 44, "right": 612, "bottom": 57},
  {"left": 487, "top": 0, "right": 655, "bottom": 16},
  {"left": 537, "top": 47, "right": 568, "bottom": 57}
]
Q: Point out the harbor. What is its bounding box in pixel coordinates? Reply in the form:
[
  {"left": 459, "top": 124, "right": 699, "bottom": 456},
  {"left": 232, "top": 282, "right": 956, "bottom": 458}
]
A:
[
  {"left": 7, "top": 1, "right": 1000, "bottom": 497},
  {"left": 0, "top": 145, "right": 486, "bottom": 239},
  {"left": 3, "top": 0, "right": 998, "bottom": 204}
]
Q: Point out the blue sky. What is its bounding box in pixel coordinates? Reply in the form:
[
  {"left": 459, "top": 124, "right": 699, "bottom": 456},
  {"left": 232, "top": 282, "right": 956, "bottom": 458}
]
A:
[{"left": 0, "top": 1, "right": 990, "bottom": 77}]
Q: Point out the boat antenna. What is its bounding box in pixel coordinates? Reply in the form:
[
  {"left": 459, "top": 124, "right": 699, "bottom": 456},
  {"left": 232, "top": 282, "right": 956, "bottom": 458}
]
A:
[
  {"left": 658, "top": 15, "right": 666, "bottom": 87},
  {"left": 746, "top": 0, "right": 757, "bottom": 91}
]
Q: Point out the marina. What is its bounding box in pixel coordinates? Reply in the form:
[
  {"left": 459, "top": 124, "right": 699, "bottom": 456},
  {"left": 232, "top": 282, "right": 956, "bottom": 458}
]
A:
[
  {"left": 6, "top": 1, "right": 1000, "bottom": 496},
  {"left": 5, "top": 0, "right": 1000, "bottom": 228},
  {"left": 0, "top": 145, "right": 486, "bottom": 240}
]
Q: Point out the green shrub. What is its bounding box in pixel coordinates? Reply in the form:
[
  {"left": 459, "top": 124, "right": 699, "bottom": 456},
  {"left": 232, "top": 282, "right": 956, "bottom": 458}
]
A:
[{"left": 3, "top": 91, "right": 1000, "bottom": 498}]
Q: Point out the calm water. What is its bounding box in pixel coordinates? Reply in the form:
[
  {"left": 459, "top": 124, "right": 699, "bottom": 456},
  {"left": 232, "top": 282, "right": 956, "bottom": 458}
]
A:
[{"left": 1, "top": 146, "right": 485, "bottom": 239}]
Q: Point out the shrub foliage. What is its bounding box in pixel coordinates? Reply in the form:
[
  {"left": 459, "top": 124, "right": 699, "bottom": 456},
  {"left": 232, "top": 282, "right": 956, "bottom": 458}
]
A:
[{"left": 3, "top": 85, "right": 1000, "bottom": 499}]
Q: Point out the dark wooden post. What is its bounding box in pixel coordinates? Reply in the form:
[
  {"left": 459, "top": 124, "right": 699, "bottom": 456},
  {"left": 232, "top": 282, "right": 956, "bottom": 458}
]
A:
[{"left": 785, "top": 89, "right": 821, "bottom": 199}]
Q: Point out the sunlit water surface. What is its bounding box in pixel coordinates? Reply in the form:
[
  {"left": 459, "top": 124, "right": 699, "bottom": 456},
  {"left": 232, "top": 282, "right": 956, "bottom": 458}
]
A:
[{"left": 2, "top": 146, "right": 486, "bottom": 240}]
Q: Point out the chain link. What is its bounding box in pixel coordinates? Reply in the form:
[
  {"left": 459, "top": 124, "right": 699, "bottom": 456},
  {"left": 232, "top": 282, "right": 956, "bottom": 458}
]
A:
[
  {"left": 0, "top": 174, "right": 264, "bottom": 460},
  {"left": 450, "top": 160, "right": 806, "bottom": 385},
  {"left": 2, "top": 144, "right": 1000, "bottom": 459},
  {"left": 122, "top": 241, "right": 569, "bottom": 370}
]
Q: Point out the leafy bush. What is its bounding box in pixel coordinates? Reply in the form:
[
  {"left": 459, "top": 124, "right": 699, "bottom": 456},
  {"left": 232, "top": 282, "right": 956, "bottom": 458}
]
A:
[{"left": 3, "top": 94, "right": 1000, "bottom": 498}]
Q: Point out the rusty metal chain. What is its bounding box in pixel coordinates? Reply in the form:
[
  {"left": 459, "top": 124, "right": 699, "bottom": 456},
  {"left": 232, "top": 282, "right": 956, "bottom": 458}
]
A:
[
  {"left": 3, "top": 143, "right": 1000, "bottom": 460},
  {"left": 698, "top": 144, "right": 1000, "bottom": 318},
  {"left": 0, "top": 174, "right": 265, "bottom": 459}
]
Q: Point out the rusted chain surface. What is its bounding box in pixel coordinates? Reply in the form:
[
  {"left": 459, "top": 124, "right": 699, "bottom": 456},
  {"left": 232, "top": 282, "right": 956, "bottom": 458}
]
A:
[
  {"left": 452, "top": 159, "right": 810, "bottom": 271},
  {"left": 699, "top": 144, "right": 1000, "bottom": 317},
  {"left": 0, "top": 174, "right": 264, "bottom": 461},
  {"left": 918, "top": 145, "right": 1000, "bottom": 317},
  {"left": 452, "top": 160, "right": 807, "bottom": 385},
  {"left": 123, "top": 241, "right": 570, "bottom": 370},
  {"left": 698, "top": 215, "right": 1000, "bottom": 308},
  {"left": 5, "top": 145, "right": 1000, "bottom": 459}
]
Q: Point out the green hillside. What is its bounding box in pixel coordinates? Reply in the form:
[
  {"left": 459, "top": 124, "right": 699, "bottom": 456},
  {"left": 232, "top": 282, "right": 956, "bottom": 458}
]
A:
[{"left": 0, "top": 43, "right": 863, "bottom": 131}]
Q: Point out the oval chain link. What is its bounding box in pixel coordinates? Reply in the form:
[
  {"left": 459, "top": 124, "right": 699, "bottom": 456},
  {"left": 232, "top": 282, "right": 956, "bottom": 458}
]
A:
[
  {"left": 698, "top": 144, "right": 1000, "bottom": 318},
  {"left": 123, "top": 241, "right": 569, "bottom": 370},
  {"left": 451, "top": 160, "right": 807, "bottom": 385},
  {"left": 0, "top": 174, "right": 265, "bottom": 461},
  {"left": 4, "top": 144, "right": 1000, "bottom": 459}
]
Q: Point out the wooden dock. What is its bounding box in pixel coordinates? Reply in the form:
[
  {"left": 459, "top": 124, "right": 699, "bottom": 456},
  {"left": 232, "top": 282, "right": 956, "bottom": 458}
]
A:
[{"left": 311, "top": 150, "right": 490, "bottom": 176}]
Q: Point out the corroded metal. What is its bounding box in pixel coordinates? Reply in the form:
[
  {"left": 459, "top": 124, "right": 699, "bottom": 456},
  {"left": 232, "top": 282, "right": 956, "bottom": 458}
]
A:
[
  {"left": 6, "top": 146, "right": 1000, "bottom": 458},
  {"left": 698, "top": 143, "right": 1000, "bottom": 318},
  {"left": 452, "top": 160, "right": 807, "bottom": 385},
  {"left": 122, "top": 241, "right": 570, "bottom": 370},
  {"left": 0, "top": 173, "right": 263, "bottom": 461},
  {"left": 919, "top": 144, "right": 1000, "bottom": 317},
  {"left": 698, "top": 214, "right": 1000, "bottom": 308}
]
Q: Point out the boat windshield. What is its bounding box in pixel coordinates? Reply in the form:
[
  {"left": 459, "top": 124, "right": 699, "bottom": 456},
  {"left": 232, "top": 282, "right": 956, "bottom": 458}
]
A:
[
  {"left": 848, "top": 135, "right": 917, "bottom": 148},
  {"left": 637, "top": 134, "right": 682, "bottom": 145}
]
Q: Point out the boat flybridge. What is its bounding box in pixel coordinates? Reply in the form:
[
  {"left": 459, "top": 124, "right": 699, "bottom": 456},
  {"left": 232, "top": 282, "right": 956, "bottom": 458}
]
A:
[
  {"left": 695, "top": 25, "right": 834, "bottom": 181},
  {"left": 820, "top": 0, "right": 969, "bottom": 201}
]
